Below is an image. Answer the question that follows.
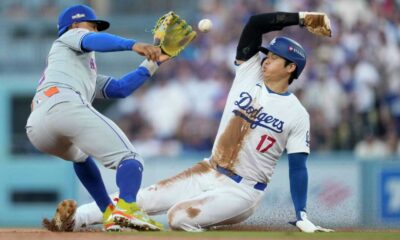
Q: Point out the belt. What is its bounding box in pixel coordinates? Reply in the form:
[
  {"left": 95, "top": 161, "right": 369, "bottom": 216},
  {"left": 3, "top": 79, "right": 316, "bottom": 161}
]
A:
[
  {"left": 31, "top": 86, "right": 60, "bottom": 111},
  {"left": 43, "top": 86, "right": 60, "bottom": 97},
  {"left": 216, "top": 165, "right": 267, "bottom": 191},
  {"left": 31, "top": 86, "right": 85, "bottom": 112}
]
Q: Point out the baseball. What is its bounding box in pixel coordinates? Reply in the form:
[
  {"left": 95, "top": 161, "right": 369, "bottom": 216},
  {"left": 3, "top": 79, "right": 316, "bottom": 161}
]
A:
[{"left": 198, "top": 19, "right": 213, "bottom": 32}]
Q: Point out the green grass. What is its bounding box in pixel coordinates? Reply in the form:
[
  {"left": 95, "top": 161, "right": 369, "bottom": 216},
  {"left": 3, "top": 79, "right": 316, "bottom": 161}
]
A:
[{"left": 109, "top": 230, "right": 400, "bottom": 239}]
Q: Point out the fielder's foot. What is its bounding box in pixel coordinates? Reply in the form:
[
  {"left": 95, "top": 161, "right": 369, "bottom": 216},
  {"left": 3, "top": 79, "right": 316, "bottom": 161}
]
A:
[
  {"left": 42, "top": 199, "right": 77, "bottom": 232},
  {"left": 112, "top": 198, "right": 163, "bottom": 231},
  {"left": 103, "top": 203, "right": 121, "bottom": 232}
]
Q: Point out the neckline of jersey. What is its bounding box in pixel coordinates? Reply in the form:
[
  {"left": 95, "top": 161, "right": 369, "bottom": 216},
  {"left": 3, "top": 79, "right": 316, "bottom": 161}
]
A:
[{"left": 265, "top": 85, "right": 291, "bottom": 96}]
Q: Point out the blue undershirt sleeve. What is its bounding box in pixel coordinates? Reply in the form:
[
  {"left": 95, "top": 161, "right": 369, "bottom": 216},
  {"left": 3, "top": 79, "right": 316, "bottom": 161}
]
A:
[
  {"left": 81, "top": 32, "right": 136, "bottom": 52},
  {"left": 103, "top": 67, "right": 150, "bottom": 99},
  {"left": 288, "top": 152, "right": 308, "bottom": 220}
]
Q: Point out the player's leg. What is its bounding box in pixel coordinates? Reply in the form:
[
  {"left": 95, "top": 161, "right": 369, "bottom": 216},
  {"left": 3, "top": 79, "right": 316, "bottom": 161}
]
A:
[
  {"left": 30, "top": 99, "right": 139, "bottom": 231},
  {"left": 137, "top": 161, "right": 216, "bottom": 215},
  {"left": 166, "top": 177, "right": 265, "bottom": 231},
  {"left": 74, "top": 192, "right": 120, "bottom": 230},
  {"left": 41, "top": 192, "right": 120, "bottom": 232},
  {"left": 50, "top": 102, "right": 161, "bottom": 230},
  {"left": 43, "top": 160, "right": 217, "bottom": 232},
  {"left": 73, "top": 156, "right": 116, "bottom": 228},
  {"left": 46, "top": 161, "right": 212, "bottom": 232},
  {"left": 38, "top": 142, "right": 115, "bottom": 229},
  {"left": 27, "top": 100, "right": 117, "bottom": 230},
  {"left": 30, "top": 105, "right": 121, "bottom": 230}
]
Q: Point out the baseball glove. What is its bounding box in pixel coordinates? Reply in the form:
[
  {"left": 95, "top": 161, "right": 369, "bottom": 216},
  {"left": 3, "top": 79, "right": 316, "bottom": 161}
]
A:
[
  {"left": 152, "top": 11, "right": 197, "bottom": 57},
  {"left": 299, "top": 12, "right": 332, "bottom": 37},
  {"left": 42, "top": 199, "right": 77, "bottom": 232}
]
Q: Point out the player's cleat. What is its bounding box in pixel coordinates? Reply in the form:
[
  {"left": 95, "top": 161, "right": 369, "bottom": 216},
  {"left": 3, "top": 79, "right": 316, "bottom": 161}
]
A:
[
  {"left": 102, "top": 203, "right": 121, "bottom": 232},
  {"left": 42, "top": 199, "right": 77, "bottom": 232},
  {"left": 112, "top": 198, "right": 164, "bottom": 231}
]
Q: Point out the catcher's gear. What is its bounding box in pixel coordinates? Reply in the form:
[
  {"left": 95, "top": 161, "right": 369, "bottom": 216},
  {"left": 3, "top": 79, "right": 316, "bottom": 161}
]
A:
[
  {"left": 152, "top": 11, "right": 197, "bottom": 57},
  {"left": 299, "top": 12, "right": 332, "bottom": 37},
  {"left": 290, "top": 211, "right": 334, "bottom": 233}
]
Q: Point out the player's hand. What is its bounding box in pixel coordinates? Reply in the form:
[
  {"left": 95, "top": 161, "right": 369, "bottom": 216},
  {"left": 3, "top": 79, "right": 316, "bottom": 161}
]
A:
[
  {"left": 290, "top": 211, "right": 334, "bottom": 233},
  {"left": 132, "top": 42, "right": 162, "bottom": 62},
  {"left": 158, "top": 54, "right": 170, "bottom": 63},
  {"left": 299, "top": 12, "right": 332, "bottom": 37}
]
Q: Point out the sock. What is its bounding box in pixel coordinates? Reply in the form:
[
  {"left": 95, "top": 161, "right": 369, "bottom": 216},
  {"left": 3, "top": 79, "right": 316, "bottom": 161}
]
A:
[
  {"left": 73, "top": 156, "right": 112, "bottom": 212},
  {"left": 116, "top": 159, "right": 143, "bottom": 203}
]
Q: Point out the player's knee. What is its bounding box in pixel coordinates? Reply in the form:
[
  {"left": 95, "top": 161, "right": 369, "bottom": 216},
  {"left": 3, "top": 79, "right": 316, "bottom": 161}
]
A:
[
  {"left": 137, "top": 185, "right": 165, "bottom": 214},
  {"left": 167, "top": 208, "right": 184, "bottom": 230},
  {"left": 102, "top": 153, "right": 143, "bottom": 170},
  {"left": 167, "top": 205, "right": 202, "bottom": 231},
  {"left": 136, "top": 189, "right": 149, "bottom": 210}
]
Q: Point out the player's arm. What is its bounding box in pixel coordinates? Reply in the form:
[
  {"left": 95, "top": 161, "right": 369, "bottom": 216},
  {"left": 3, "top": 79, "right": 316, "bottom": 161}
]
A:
[
  {"left": 286, "top": 111, "right": 333, "bottom": 233},
  {"left": 81, "top": 33, "right": 161, "bottom": 61},
  {"left": 236, "top": 11, "right": 331, "bottom": 65},
  {"left": 288, "top": 152, "right": 308, "bottom": 219},
  {"left": 288, "top": 153, "right": 334, "bottom": 233},
  {"left": 97, "top": 60, "right": 159, "bottom": 99},
  {"left": 235, "top": 12, "right": 299, "bottom": 64}
]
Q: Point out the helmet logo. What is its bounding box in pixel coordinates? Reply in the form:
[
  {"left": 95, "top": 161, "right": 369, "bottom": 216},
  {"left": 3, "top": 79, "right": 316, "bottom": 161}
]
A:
[
  {"left": 288, "top": 45, "right": 305, "bottom": 58},
  {"left": 72, "top": 13, "right": 86, "bottom": 19},
  {"left": 270, "top": 38, "right": 277, "bottom": 45}
]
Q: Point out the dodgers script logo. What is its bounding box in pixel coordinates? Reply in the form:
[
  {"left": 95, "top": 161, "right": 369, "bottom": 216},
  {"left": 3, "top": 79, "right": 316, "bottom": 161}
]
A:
[{"left": 233, "top": 92, "right": 284, "bottom": 133}]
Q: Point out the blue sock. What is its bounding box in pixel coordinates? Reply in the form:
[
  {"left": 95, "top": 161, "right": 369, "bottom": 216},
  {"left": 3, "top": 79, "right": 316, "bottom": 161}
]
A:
[
  {"left": 116, "top": 159, "right": 143, "bottom": 203},
  {"left": 73, "top": 156, "right": 112, "bottom": 212}
]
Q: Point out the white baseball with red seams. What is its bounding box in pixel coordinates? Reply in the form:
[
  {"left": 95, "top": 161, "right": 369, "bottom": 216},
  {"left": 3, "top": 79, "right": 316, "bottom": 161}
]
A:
[{"left": 198, "top": 19, "right": 212, "bottom": 32}]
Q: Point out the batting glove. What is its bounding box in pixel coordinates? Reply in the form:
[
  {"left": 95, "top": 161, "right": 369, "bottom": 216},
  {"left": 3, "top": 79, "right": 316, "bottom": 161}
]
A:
[{"left": 290, "top": 211, "right": 334, "bottom": 233}]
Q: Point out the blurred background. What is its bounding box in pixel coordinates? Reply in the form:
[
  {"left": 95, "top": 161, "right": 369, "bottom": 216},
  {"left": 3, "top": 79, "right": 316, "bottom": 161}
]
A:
[{"left": 0, "top": 0, "right": 399, "bottom": 230}]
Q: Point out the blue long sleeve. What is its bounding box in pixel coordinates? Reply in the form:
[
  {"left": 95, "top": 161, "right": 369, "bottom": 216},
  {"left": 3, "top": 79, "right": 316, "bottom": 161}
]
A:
[
  {"left": 103, "top": 66, "right": 150, "bottom": 99},
  {"left": 81, "top": 32, "right": 136, "bottom": 52},
  {"left": 288, "top": 152, "right": 308, "bottom": 220}
]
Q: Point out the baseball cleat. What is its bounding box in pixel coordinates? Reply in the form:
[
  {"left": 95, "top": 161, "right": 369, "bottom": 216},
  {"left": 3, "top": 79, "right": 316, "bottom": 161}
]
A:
[
  {"left": 102, "top": 203, "right": 121, "bottom": 232},
  {"left": 112, "top": 198, "right": 163, "bottom": 231},
  {"left": 42, "top": 199, "right": 77, "bottom": 232}
]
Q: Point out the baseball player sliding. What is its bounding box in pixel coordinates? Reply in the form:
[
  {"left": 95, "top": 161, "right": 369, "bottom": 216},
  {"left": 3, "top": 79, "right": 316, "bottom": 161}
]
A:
[
  {"left": 43, "top": 11, "right": 333, "bottom": 233},
  {"left": 26, "top": 4, "right": 194, "bottom": 232}
]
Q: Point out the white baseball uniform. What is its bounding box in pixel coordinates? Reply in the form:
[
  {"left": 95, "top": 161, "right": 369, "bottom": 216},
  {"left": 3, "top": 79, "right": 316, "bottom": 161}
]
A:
[{"left": 73, "top": 53, "right": 310, "bottom": 231}]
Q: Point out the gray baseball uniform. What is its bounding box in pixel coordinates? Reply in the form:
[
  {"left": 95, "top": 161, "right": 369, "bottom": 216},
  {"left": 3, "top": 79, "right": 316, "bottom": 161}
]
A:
[{"left": 26, "top": 28, "right": 142, "bottom": 169}]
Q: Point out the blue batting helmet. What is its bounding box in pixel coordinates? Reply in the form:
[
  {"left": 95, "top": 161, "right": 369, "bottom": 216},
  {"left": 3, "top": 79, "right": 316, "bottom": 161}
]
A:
[
  {"left": 259, "top": 36, "right": 306, "bottom": 78},
  {"left": 57, "top": 4, "right": 110, "bottom": 36}
]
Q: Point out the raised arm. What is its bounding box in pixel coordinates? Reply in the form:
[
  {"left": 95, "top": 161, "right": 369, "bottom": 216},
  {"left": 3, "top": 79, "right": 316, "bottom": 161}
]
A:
[
  {"left": 235, "top": 12, "right": 299, "bottom": 64},
  {"left": 236, "top": 11, "right": 332, "bottom": 64}
]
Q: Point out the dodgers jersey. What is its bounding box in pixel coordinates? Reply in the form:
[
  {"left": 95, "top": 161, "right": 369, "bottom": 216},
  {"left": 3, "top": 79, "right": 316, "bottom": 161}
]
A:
[
  {"left": 210, "top": 53, "right": 310, "bottom": 184},
  {"left": 38, "top": 28, "right": 109, "bottom": 103}
]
